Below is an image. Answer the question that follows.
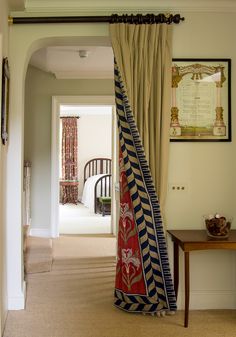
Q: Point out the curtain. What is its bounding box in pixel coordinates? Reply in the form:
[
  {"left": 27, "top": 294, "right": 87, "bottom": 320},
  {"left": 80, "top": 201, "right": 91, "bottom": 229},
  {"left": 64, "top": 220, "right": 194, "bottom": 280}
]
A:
[
  {"left": 61, "top": 117, "right": 78, "bottom": 204},
  {"left": 110, "top": 23, "right": 176, "bottom": 314},
  {"left": 110, "top": 23, "right": 172, "bottom": 210}
]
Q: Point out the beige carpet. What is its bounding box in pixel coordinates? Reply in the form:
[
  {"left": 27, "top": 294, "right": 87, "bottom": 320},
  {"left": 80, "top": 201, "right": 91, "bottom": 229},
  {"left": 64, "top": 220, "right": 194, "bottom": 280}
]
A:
[
  {"left": 4, "top": 236, "right": 236, "bottom": 337},
  {"left": 53, "top": 235, "right": 116, "bottom": 258},
  {"left": 24, "top": 236, "right": 53, "bottom": 274}
]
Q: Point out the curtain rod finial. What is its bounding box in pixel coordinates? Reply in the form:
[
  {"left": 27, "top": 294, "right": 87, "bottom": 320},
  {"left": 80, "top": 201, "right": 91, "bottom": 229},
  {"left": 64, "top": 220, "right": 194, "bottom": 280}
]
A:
[
  {"left": 8, "top": 16, "right": 13, "bottom": 25},
  {"left": 173, "top": 14, "right": 185, "bottom": 23}
]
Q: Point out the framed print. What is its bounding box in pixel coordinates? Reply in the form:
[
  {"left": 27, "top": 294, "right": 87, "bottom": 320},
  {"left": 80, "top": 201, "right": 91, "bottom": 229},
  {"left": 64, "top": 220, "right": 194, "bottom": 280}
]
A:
[
  {"left": 1, "top": 57, "right": 10, "bottom": 145},
  {"left": 170, "top": 58, "right": 231, "bottom": 142}
]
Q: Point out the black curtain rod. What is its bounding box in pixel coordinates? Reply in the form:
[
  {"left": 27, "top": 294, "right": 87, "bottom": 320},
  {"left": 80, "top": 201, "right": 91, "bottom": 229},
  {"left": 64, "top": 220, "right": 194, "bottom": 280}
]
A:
[
  {"left": 60, "top": 116, "right": 80, "bottom": 119},
  {"left": 9, "top": 13, "right": 184, "bottom": 25}
]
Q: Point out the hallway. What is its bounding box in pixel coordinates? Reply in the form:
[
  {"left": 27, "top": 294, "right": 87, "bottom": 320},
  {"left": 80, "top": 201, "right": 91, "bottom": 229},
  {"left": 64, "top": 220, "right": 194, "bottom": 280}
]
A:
[{"left": 3, "top": 236, "right": 236, "bottom": 337}]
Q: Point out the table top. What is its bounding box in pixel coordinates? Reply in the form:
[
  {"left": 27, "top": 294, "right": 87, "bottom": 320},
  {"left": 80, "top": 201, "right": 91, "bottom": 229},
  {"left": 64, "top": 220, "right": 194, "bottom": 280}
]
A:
[
  {"left": 167, "top": 230, "right": 236, "bottom": 251},
  {"left": 60, "top": 180, "right": 79, "bottom": 182}
]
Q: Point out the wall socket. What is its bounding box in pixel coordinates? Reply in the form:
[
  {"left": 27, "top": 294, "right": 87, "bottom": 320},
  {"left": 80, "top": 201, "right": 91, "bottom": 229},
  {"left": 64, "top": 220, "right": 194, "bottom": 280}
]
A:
[{"left": 169, "top": 183, "right": 187, "bottom": 192}]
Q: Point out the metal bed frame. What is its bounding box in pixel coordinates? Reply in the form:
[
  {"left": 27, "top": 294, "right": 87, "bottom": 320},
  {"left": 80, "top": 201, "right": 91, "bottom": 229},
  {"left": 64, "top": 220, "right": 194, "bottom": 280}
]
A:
[{"left": 83, "top": 158, "right": 112, "bottom": 214}]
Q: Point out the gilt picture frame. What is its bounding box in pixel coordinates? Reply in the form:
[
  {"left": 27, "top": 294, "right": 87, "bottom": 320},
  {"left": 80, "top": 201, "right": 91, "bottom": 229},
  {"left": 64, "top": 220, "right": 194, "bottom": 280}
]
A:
[
  {"left": 1, "top": 57, "right": 10, "bottom": 145},
  {"left": 170, "top": 58, "right": 231, "bottom": 142}
]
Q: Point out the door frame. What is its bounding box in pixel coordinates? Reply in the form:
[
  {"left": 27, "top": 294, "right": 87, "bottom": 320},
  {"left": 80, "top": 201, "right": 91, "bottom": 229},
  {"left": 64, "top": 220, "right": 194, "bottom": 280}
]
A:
[{"left": 51, "top": 95, "right": 116, "bottom": 237}]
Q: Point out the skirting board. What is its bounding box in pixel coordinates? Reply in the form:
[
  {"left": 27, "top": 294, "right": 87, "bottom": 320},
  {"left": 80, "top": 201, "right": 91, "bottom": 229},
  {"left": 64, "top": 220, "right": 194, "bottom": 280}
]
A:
[
  {"left": 2, "top": 310, "right": 7, "bottom": 335},
  {"left": 8, "top": 281, "right": 26, "bottom": 310},
  {"left": 29, "top": 228, "right": 51, "bottom": 238},
  {"left": 177, "top": 290, "right": 236, "bottom": 310}
]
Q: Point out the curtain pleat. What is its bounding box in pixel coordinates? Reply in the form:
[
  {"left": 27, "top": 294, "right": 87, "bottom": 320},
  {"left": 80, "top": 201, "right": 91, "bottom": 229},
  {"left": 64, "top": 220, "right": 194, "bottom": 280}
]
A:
[
  {"left": 110, "top": 23, "right": 176, "bottom": 314},
  {"left": 110, "top": 23, "right": 172, "bottom": 209}
]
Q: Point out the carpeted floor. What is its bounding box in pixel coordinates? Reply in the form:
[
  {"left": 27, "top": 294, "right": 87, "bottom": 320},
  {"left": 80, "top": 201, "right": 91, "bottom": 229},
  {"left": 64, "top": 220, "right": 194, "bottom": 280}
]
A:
[
  {"left": 24, "top": 237, "right": 53, "bottom": 274},
  {"left": 3, "top": 236, "right": 236, "bottom": 337},
  {"left": 59, "top": 203, "right": 111, "bottom": 235},
  {"left": 53, "top": 235, "right": 116, "bottom": 259}
]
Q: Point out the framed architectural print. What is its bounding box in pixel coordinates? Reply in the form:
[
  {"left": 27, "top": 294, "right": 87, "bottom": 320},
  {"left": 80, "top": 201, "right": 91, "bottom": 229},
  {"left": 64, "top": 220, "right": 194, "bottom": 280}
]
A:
[
  {"left": 1, "top": 57, "right": 10, "bottom": 145},
  {"left": 170, "top": 58, "right": 231, "bottom": 142}
]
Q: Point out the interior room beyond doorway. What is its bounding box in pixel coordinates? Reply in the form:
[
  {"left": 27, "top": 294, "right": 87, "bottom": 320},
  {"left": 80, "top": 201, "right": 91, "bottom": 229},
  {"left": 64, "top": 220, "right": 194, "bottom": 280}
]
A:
[{"left": 58, "top": 104, "right": 114, "bottom": 235}]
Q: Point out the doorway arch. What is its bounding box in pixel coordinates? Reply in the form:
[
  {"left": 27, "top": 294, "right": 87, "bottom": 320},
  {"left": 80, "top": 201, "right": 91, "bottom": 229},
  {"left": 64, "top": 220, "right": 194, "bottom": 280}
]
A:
[{"left": 7, "top": 23, "right": 111, "bottom": 309}]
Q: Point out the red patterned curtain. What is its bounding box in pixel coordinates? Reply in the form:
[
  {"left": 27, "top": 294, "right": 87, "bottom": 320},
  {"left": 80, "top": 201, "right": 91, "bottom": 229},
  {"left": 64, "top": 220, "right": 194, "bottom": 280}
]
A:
[{"left": 60, "top": 117, "right": 79, "bottom": 204}]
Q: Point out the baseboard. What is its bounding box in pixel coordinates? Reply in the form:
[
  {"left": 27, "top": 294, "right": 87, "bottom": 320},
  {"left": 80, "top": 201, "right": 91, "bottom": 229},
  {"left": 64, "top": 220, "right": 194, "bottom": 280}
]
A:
[
  {"left": 7, "top": 281, "right": 26, "bottom": 310},
  {"left": 29, "top": 228, "right": 51, "bottom": 238},
  {"left": 2, "top": 279, "right": 8, "bottom": 334},
  {"left": 1, "top": 307, "right": 8, "bottom": 335},
  {"left": 177, "top": 290, "right": 236, "bottom": 310}
]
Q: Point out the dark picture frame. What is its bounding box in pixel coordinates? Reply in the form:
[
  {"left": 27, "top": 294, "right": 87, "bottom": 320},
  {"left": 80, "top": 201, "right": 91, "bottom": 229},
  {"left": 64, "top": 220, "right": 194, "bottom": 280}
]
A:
[
  {"left": 1, "top": 57, "right": 10, "bottom": 145},
  {"left": 170, "top": 58, "right": 231, "bottom": 142}
]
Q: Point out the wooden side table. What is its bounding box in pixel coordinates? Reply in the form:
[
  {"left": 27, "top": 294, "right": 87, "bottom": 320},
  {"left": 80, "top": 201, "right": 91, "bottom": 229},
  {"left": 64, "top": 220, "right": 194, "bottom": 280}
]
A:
[{"left": 167, "top": 230, "right": 236, "bottom": 328}]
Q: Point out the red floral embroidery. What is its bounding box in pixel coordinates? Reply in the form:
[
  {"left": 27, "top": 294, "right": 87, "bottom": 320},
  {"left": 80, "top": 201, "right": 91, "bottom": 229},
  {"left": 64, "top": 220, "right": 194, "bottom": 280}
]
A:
[{"left": 116, "top": 150, "right": 146, "bottom": 295}]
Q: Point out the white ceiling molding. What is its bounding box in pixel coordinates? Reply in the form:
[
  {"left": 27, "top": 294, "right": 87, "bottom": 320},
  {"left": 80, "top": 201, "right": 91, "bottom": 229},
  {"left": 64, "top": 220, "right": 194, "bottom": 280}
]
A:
[
  {"left": 11, "top": 0, "right": 236, "bottom": 15},
  {"left": 8, "top": 0, "right": 25, "bottom": 11}
]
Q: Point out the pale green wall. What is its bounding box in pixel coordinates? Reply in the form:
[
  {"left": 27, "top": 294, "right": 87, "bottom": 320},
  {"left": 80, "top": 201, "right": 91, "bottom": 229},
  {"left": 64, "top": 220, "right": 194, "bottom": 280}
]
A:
[
  {"left": 24, "top": 65, "right": 114, "bottom": 231},
  {"left": 166, "top": 11, "right": 236, "bottom": 309},
  {"left": 166, "top": 12, "right": 236, "bottom": 227},
  {"left": 0, "top": 0, "right": 9, "bottom": 331},
  {"left": 8, "top": 20, "right": 111, "bottom": 311},
  {"left": 21, "top": 11, "right": 236, "bottom": 310}
]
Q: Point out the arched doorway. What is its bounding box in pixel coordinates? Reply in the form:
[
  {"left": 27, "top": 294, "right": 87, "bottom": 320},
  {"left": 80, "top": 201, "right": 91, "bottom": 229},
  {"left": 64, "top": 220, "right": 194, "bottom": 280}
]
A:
[{"left": 7, "top": 23, "right": 112, "bottom": 310}]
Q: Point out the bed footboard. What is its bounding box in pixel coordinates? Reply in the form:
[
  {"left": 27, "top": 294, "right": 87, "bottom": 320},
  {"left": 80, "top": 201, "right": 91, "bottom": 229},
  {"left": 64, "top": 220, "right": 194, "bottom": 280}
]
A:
[{"left": 94, "top": 174, "right": 112, "bottom": 214}]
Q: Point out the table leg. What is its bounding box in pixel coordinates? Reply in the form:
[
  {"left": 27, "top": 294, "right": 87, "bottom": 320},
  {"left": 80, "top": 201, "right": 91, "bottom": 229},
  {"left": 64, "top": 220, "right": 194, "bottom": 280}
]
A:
[
  {"left": 184, "top": 251, "right": 190, "bottom": 328},
  {"left": 173, "top": 242, "right": 179, "bottom": 299}
]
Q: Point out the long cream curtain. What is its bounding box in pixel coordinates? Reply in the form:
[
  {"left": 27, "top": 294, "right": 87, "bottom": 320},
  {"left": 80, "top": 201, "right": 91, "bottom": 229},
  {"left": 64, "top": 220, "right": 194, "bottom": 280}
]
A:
[{"left": 110, "top": 23, "right": 172, "bottom": 210}]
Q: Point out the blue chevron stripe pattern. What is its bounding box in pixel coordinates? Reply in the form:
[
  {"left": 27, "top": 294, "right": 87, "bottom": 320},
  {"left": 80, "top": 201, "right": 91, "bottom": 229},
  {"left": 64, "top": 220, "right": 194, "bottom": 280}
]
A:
[{"left": 114, "top": 61, "right": 177, "bottom": 313}]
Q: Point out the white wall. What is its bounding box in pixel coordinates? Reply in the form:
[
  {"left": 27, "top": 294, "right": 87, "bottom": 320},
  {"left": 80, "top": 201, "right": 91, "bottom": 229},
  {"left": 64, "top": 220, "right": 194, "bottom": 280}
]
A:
[
  {"left": 78, "top": 114, "right": 112, "bottom": 198},
  {"left": 0, "top": 0, "right": 9, "bottom": 332},
  {"left": 7, "top": 10, "right": 236, "bottom": 311}
]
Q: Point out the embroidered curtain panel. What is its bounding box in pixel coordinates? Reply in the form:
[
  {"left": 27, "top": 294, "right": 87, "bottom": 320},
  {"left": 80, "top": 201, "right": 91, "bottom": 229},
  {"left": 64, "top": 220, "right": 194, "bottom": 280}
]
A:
[
  {"left": 61, "top": 117, "right": 78, "bottom": 204},
  {"left": 110, "top": 23, "right": 176, "bottom": 314}
]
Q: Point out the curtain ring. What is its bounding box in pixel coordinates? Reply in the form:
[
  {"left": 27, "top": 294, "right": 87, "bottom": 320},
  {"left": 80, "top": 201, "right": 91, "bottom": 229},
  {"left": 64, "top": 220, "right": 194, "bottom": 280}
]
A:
[
  {"left": 136, "top": 14, "right": 142, "bottom": 24},
  {"left": 130, "top": 14, "right": 134, "bottom": 24},
  {"left": 110, "top": 14, "right": 118, "bottom": 23}
]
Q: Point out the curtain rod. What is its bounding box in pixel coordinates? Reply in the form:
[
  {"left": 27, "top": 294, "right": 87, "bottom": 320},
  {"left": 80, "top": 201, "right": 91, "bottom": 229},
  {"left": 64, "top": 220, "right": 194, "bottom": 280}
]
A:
[
  {"left": 8, "top": 13, "right": 184, "bottom": 25},
  {"left": 60, "top": 116, "right": 80, "bottom": 119}
]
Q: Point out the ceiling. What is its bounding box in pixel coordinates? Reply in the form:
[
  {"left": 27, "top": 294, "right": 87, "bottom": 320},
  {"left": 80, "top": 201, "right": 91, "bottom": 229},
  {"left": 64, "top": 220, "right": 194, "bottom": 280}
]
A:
[
  {"left": 8, "top": 0, "right": 236, "bottom": 14},
  {"left": 30, "top": 46, "right": 114, "bottom": 80}
]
